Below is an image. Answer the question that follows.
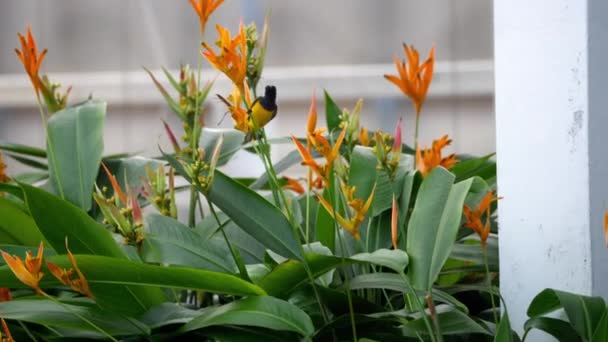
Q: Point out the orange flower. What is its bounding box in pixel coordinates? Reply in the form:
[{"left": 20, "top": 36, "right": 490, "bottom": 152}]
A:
[
  {"left": 384, "top": 44, "right": 435, "bottom": 115},
  {"left": 1, "top": 319, "right": 14, "bottom": 342},
  {"left": 391, "top": 194, "right": 398, "bottom": 250},
  {"left": 292, "top": 129, "right": 346, "bottom": 187},
  {"left": 0, "top": 289, "right": 11, "bottom": 302},
  {"left": 47, "top": 239, "right": 93, "bottom": 298},
  {"left": 1, "top": 242, "right": 45, "bottom": 294},
  {"left": 15, "top": 25, "right": 47, "bottom": 96},
  {"left": 463, "top": 190, "right": 497, "bottom": 248},
  {"left": 318, "top": 184, "right": 375, "bottom": 240},
  {"left": 416, "top": 134, "right": 458, "bottom": 177},
  {"left": 217, "top": 85, "right": 252, "bottom": 134},
  {"left": 188, "top": 0, "right": 224, "bottom": 34},
  {"left": 0, "top": 153, "right": 9, "bottom": 184},
  {"left": 359, "top": 127, "right": 370, "bottom": 146},
  {"left": 202, "top": 22, "right": 247, "bottom": 94},
  {"left": 283, "top": 177, "right": 305, "bottom": 195}
]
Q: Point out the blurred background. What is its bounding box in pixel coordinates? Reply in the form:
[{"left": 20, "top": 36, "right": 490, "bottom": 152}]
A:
[{"left": 0, "top": 0, "right": 494, "bottom": 176}]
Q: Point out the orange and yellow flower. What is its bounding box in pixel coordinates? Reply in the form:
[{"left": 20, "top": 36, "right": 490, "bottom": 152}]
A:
[
  {"left": 463, "top": 190, "right": 497, "bottom": 248},
  {"left": 0, "top": 153, "right": 9, "bottom": 184},
  {"left": 385, "top": 44, "right": 435, "bottom": 115},
  {"left": 1, "top": 319, "right": 14, "bottom": 342},
  {"left": 283, "top": 177, "right": 306, "bottom": 195},
  {"left": 46, "top": 239, "right": 93, "bottom": 298},
  {"left": 1, "top": 242, "right": 45, "bottom": 295},
  {"left": 217, "top": 85, "right": 252, "bottom": 134},
  {"left": 188, "top": 0, "right": 224, "bottom": 35},
  {"left": 318, "top": 183, "right": 375, "bottom": 240},
  {"left": 202, "top": 23, "right": 248, "bottom": 95},
  {"left": 15, "top": 25, "right": 47, "bottom": 96},
  {"left": 416, "top": 134, "right": 458, "bottom": 177}
]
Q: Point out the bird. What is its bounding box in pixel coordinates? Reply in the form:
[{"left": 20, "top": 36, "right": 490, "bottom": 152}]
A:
[{"left": 245, "top": 85, "right": 278, "bottom": 141}]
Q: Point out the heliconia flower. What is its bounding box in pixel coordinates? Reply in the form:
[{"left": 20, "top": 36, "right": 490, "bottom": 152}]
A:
[
  {"left": 1, "top": 242, "right": 45, "bottom": 295},
  {"left": 217, "top": 85, "right": 252, "bottom": 134},
  {"left": 0, "top": 289, "right": 11, "bottom": 302},
  {"left": 306, "top": 90, "right": 317, "bottom": 136},
  {"left": 416, "top": 134, "right": 458, "bottom": 177},
  {"left": 202, "top": 22, "right": 248, "bottom": 94},
  {"left": 101, "top": 162, "right": 127, "bottom": 205},
  {"left": 359, "top": 128, "right": 370, "bottom": 146},
  {"left": 15, "top": 25, "right": 47, "bottom": 96},
  {"left": 1, "top": 318, "right": 14, "bottom": 342},
  {"left": 0, "top": 153, "right": 9, "bottom": 184},
  {"left": 392, "top": 194, "right": 398, "bottom": 250},
  {"left": 292, "top": 135, "right": 326, "bottom": 181},
  {"left": 283, "top": 177, "right": 306, "bottom": 195},
  {"left": 47, "top": 238, "right": 93, "bottom": 298},
  {"left": 188, "top": 0, "right": 224, "bottom": 35},
  {"left": 463, "top": 190, "right": 497, "bottom": 248},
  {"left": 317, "top": 184, "right": 375, "bottom": 240},
  {"left": 384, "top": 44, "right": 435, "bottom": 115}
]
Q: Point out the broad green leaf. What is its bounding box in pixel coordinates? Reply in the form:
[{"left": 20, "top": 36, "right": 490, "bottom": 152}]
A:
[
  {"left": 47, "top": 100, "right": 105, "bottom": 210},
  {"left": 206, "top": 170, "right": 303, "bottom": 261},
  {"left": 406, "top": 167, "right": 473, "bottom": 290},
  {"left": 200, "top": 128, "right": 245, "bottom": 166},
  {"left": 527, "top": 288, "right": 606, "bottom": 340},
  {"left": 495, "top": 308, "right": 521, "bottom": 342},
  {"left": 0, "top": 196, "right": 48, "bottom": 246},
  {"left": 180, "top": 296, "right": 314, "bottom": 337},
  {"left": 0, "top": 141, "right": 47, "bottom": 158},
  {"left": 0, "top": 299, "right": 150, "bottom": 336},
  {"left": 523, "top": 317, "right": 582, "bottom": 342},
  {"left": 19, "top": 183, "right": 166, "bottom": 315},
  {"left": 351, "top": 248, "right": 408, "bottom": 273},
  {"left": 257, "top": 253, "right": 343, "bottom": 298},
  {"left": 324, "top": 90, "right": 342, "bottom": 132},
  {"left": 450, "top": 236, "right": 499, "bottom": 267},
  {"left": 592, "top": 309, "right": 608, "bottom": 341},
  {"left": 0, "top": 183, "right": 24, "bottom": 200},
  {"left": 403, "top": 306, "right": 490, "bottom": 336},
  {"left": 451, "top": 153, "right": 496, "bottom": 182},
  {"left": 102, "top": 156, "right": 163, "bottom": 191},
  {"left": 348, "top": 273, "right": 468, "bottom": 313},
  {"left": 4, "top": 153, "right": 47, "bottom": 170},
  {"left": 141, "top": 213, "right": 236, "bottom": 273},
  {"left": 0, "top": 254, "right": 265, "bottom": 297},
  {"left": 139, "top": 303, "right": 202, "bottom": 329},
  {"left": 349, "top": 146, "right": 378, "bottom": 204},
  {"left": 316, "top": 173, "right": 339, "bottom": 252}
]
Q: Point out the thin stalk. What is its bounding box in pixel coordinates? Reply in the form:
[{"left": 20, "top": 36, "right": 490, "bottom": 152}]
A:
[
  {"left": 414, "top": 112, "right": 420, "bottom": 157},
  {"left": 399, "top": 273, "right": 436, "bottom": 342},
  {"left": 426, "top": 293, "right": 444, "bottom": 342},
  {"left": 188, "top": 190, "right": 197, "bottom": 228},
  {"left": 43, "top": 294, "right": 119, "bottom": 342},
  {"left": 207, "top": 197, "right": 250, "bottom": 280},
  {"left": 483, "top": 247, "right": 499, "bottom": 325}
]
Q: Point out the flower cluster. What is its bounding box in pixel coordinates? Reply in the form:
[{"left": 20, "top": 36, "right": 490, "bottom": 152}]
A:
[
  {"left": 415, "top": 134, "right": 458, "bottom": 177},
  {"left": 463, "top": 190, "right": 498, "bottom": 248},
  {"left": 317, "top": 183, "right": 375, "bottom": 240}
]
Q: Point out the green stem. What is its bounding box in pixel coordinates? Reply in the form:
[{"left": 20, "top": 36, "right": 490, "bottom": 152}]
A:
[
  {"left": 426, "top": 292, "right": 444, "bottom": 342},
  {"left": 188, "top": 189, "right": 197, "bottom": 228},
  {"left": 399, "top": 273, "right": 436, "bottom": 342},
  {"left": 207, "top": 198, "right": 250, "bottom": 280},
  {"left": 413, "top": 111, "right": 420, "bottom": 167},
  {"left": 483, "top": 247, "right": 499, "bottom": 325}
]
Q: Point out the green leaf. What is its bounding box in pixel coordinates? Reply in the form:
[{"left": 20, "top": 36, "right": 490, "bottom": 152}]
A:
[
  {"left": 451, "top": 153, "right": 496, "bottom": 182},
  {"left": 0, "top": 196, "right": 49, "bottom": 246},
  {"left": 0, "top": 141, "right": 47, "bottom": 158},
  {"left": 523, "top": 317, "right": 582, "bottom": 342},
  {"left": 592, "top": 309, "right": 608, "bottom": 341},
  {"left": 316, "top": 172, "right": 340, "bottom": 252},
  {"left": 450, "top": 237, "right": 498, "bottom": 267},
  {"left": 257, "top": 253, "right": 343, "bottom": 298},
  {"left": 46, "top": 100, "right": 105, "bottom": 210},
  {"left": 495, "top": 308, "right": 520, "bottom": 342},
  {"left": 406, "top": 167, "right": 473, "bottom": 290},
  {"left": 200, "top": 128, "right": 245, "bottom": 166},
  {"left": 348, "top": 273, "right": 468, "bottom": 313},
  {"left": 4, "top": 153, "right": 47, "bottom": 170},
  {"left": 0, "top": 254, "right": 265, "bottom": 296},
  {"left": 143, "top": 67, "right": 185, "bottom": 120},
  {"left": 0, "top": 299, "right": 149, "bottom": 337},
  {"left": 527, "top": 288, "right": 606, "bottom": 340},
  {"left": 324, "top": 90, "right": 342, "bottom": 132},
  {"left": 19, "top": 182, "right": 166, "bottom": 315},
  {"left": 206, "top": 170, "right": 303, "bottom": 261},
  {"left": 141, "top": 213, "right": 236, "bottom": 273},
  {"left": 139, "top": 303, "right": 204, "bottom": 329},
  {"left": 0, "top": 183, "right": 24, "bottom": 200},
  {"left": 351, "top": 249, "right": 408, "bottom": 273},
  {"left": 180, "top": 296, "right": 314, "bottom": 337},
  {"left": 404, "top": 306, "right": 490, "bottom": 336}
]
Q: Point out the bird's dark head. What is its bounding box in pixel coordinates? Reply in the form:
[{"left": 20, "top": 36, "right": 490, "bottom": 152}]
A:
[{"left": 264, "top": 85, "right": 277, "bottom": 104}]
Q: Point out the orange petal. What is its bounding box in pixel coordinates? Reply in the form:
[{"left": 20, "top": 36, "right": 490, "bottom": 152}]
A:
[
  {"left": 306, "top": 90, "right": 317, "bottom": 134},
  {"left": 101, "top": 162, "right": 127, "bottom": 205}
]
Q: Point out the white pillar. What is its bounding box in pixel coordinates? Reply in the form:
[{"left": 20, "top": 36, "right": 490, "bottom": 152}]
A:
[{"left": 495, "top": 0, "right": 608, "bottom": 336}]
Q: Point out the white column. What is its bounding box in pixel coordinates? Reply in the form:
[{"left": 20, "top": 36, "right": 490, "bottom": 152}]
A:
[{"left": 495, "top": 0, "right": 608, "bottom": 336}]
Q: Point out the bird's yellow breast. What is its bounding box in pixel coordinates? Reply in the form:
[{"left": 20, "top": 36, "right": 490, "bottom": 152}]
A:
[{"left": 248, "top": 100, "right": 276, "bottom": 129}]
